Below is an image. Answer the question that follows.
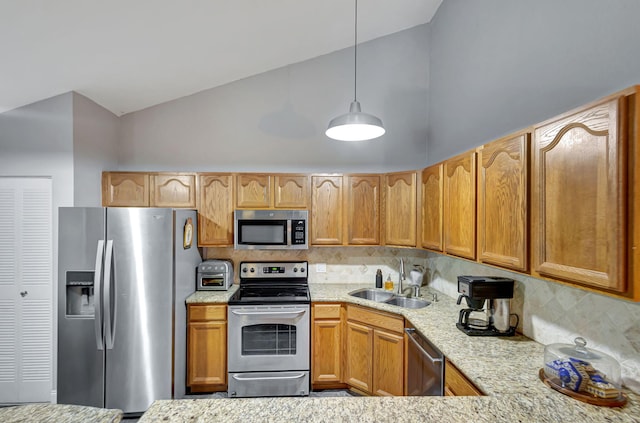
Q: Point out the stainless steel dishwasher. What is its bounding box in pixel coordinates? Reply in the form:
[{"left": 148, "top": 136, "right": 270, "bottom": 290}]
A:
[{"left": 405, "top": 325, "right": 444, "bottom": 396}]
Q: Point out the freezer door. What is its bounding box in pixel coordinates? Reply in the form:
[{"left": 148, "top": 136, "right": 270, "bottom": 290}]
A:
[
  {"left": 57, "top": 207, "right": 106, "bottom": 408},
  {"left": 104, "top": 208, "right": 174, "bottom": 413}
]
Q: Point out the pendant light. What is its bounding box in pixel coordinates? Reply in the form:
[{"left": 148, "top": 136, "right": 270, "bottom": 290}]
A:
[{"left": 326, "top": 0, "right": 385, "bottom": 141}]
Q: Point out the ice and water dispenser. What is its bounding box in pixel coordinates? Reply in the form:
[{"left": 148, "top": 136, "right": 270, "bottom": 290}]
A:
[{"left": 65, "top": 271, "right": 95, "bottom": 316}]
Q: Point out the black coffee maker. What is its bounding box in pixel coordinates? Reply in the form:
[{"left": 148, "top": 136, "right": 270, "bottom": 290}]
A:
[{"left": 456, "top": 276, "right": 518, "bottom": 336}]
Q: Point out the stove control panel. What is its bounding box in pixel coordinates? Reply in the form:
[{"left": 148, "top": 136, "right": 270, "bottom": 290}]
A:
[{"left": 240, "top": 261, "right": 308, "bottom": 279}]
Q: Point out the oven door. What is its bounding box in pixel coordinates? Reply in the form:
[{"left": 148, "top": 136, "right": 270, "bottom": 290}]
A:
[{"left": 227, "top": 304, "right": 310, "bottom": 372}]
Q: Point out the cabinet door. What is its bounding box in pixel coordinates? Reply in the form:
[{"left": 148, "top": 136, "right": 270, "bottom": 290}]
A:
[
  {"left": 444, "top": 152, "right": 476, "bottom": 259},
  {"left": 420, "top": 164, "right": 443, "bottom": 251},
  {"left": 187, "top": 320, "right": 227, "bottom": 387},
  {"left": 477, "top": 133, "right": 529, "bottom": 271},
  {"left": 274, "top": 174, "right": 309, "bottom": 208},
  {"left": 384, "top": 172, "right": 417, "bottom": 247},
  {"left": 372, "top": 329, "right": 404, "bottom": 396},
  {"left": 236, "top": 174, "right": 271, "bottom": 208},
  {"left": 344, "top": 320, "right": 373, "bottom": 394},
  {"left": 532, "top": 97, "right": 625, "bottom": 291},
  {"left": 311, "top": 175, "right": 343, "bottom": 245},
  {"left": 444, "top": 359, "right": 482, "bottom": 396},
  {"left": 312, "top": 304, "right": 342, "bottom": 385},
  {"left": 198, "top": 174, "right": 234, "bottom": 246},
  {"left": 346, "top": 175, "right": 380, "bottom": 245},
  {"left": 150, "top": 173, "right": 196, "bottom": 208},
  {"left": 102, "top": 172, "right": 149, "bottom": 207}
]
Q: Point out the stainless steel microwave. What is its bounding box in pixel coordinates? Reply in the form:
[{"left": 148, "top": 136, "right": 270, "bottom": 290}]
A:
[{"left": 234, "top": 209, "right": 308, "bottom": 250}]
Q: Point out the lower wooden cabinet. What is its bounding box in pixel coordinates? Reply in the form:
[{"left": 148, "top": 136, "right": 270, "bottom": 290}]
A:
[
  {"left": 187, "top": 304, "right": 227, "bottom": 392},
  {"left": 444, "top": 358, "right": 483, "bottom": 396},
  {"left": 344, "top": 305, "right": 404, "bottom": 396},
  {"left": 311, "top": 303, "right": 345, "bottom": 389}
]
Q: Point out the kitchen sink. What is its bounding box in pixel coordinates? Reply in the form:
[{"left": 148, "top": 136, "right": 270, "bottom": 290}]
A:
[
  {"left": 347, "top": 288, "right": 430, "bottom": 309},
  {"left": 348, "top": 288, "right": 395, "bottom": 302},
  {"left": 383, "top": 296, "right": 430, "bottom": 309}
]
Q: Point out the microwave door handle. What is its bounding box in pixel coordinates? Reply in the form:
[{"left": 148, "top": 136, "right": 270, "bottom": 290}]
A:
[
  {"left": 93, "top": 240, "right": 105, "bottom": 350},
  {"left": 405, "top": 328, "right": 443, "bottom": 365}
]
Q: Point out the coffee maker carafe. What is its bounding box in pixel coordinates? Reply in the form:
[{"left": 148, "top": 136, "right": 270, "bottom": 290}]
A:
[{"left": 456, "top": 276, "right": 519, "bottom": 336}]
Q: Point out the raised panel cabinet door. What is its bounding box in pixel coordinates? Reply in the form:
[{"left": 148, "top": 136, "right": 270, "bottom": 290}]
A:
[
  {"left": 444, "top": 359, "right": 483, "bottom": 396},
  {"left": 150, "top": 173, "right": 196, "bottom": 208},
  {"left": 312, "top": 318, "right": 342, "bottom": 384},
  {"left": 344, "top": 320, "right": 373, "bottom": 394},
  {"left": 477, "top": 133, "right": 529, "bottom": 272},
  {"left": 384, "top": 172, "right": 417, "bottom": 247},
  {"left": 101, "top": 172, "right": 149, "bottom": 207},
  {"left": 187, "top": 321, "right": 227, "bottom": 387},
  {"left": 532, "top": 97, "right": 626, "bottom": 292},
  {"left": 198, "top": 174, "right": 234, "bottom": 246},
  {"left": 311, "top": 175, "right": 343, "bottom": 245},
  {"left": 236, "top": 174, "right": 271, "bottom": 208},
  {"left": 274, "top": 174, "right": 309, "bottom": 208},
  {"left": 346, "top": 175, "right": 380, "bottom": 245},
  {"left": 420, "top": 164, "right": 444, "bottom": 251},
  {"left": 444, "top": 152, "right": 476, "bottom": 259},
  {"left": 372, "top": 329, "right": 404, "bottom": 396}
]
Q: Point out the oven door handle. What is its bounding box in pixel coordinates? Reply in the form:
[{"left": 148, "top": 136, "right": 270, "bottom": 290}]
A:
[
  {"left": 231, "top": 373, "right": 306, "bottom": 381},
  {"left": 230, "top": 310, "right": 306, "bottom": 317}
]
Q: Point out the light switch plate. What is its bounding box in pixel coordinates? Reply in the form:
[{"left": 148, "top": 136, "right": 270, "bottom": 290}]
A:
[{"left": 316, "top": 263, "right": 327, "bottom": 273}]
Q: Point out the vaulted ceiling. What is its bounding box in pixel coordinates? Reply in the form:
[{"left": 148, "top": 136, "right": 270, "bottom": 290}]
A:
[{"left": 0, "top": 0, "right": 442, "bottom": 116}]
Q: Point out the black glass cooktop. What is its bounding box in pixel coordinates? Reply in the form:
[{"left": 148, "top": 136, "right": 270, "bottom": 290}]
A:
[{"left": 228, "top": 284, "right": 310, "bottom": 305}]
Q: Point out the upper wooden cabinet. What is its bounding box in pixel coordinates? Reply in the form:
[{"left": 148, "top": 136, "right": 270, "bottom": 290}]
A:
[
  {"left": 311, "top": 175, "right": 344, "bottom": 245},
  {"left": 531, "top": 93, "right": 628, "bottom": 293},
  {"left": 477, "top": 132, "right": 529, "bottom": 272},
  {"left": 235, "top": 173, "right": 309, "bottom": 209},
  {"left": 384, "top": 171, "right": 417, "bottom": 247},
  {"left": 274, "top": 174, "right": 310, "bottom": 208},
  {"left": 443, "top": 152, "right": 477, "bottom": 259},
  {"left": 149, "top": 173, "right": 197, "bottom": 208},
  {"left": 420, "top": 164, "right": 444, "bottom": 252},
  {"left": 198, "top": 173, "right": 234, "bottom": 246},
  {"left": 102, "top": 172, "right": 149, "bottom": 207},
  {"left": 346, "top": 175, "right": 381, "bottom": 245}
]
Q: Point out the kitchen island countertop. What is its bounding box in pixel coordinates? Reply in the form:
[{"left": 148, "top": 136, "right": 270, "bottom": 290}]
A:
[{"left": 169, "top": 283, "right": 640, "bottom": 422}]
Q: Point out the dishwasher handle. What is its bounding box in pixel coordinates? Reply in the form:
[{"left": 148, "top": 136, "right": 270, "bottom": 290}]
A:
[{"left": 405, "top": 328, "right": 443, "bottom": 365}]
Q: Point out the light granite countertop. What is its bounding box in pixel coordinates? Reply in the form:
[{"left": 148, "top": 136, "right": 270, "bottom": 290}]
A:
[
  {"left": 168, "top": 283, "right": 640, "bottom": 423},
  {"left": 0, "top": 403, "right": 123, "bottom": 423}
]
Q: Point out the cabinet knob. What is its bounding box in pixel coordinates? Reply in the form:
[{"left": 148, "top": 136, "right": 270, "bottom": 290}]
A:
[{"left": 20, "top": 291, "right": 28, "bottom": 297}]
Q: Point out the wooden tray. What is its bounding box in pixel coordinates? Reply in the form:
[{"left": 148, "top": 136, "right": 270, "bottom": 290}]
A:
[{"left": 538, "top": 369, "right": 627, "bottom": 407}]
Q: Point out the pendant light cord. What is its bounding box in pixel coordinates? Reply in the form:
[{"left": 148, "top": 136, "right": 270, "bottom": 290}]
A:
[{"left": 354, "top": 0, "right": 358, "bottom": 102}]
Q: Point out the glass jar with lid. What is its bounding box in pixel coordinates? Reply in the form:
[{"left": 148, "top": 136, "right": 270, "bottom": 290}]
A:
[{"left": 541, "top": 337, "right": 625, "bottom": 405}]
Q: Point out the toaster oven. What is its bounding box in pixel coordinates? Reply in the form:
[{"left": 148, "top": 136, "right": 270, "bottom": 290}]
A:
[{"left": 197, "top": 260, "right": 234, "bottom": 291}]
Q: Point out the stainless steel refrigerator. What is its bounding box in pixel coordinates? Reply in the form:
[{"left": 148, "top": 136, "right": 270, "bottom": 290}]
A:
[{"left": 57, "top": 207, "right": 201, "bottom": 414}]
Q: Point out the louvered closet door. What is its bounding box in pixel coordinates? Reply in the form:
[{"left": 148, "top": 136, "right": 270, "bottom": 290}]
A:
[{"left": 0, "top": 178, "right": 52, "bottom": 403}]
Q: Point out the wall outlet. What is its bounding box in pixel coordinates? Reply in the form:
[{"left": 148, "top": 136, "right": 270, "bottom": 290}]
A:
[{"left": 316, "top": 263, "right": 327, "bottom": 273}]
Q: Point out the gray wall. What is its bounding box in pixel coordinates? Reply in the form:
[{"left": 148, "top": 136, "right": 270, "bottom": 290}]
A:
[
  {"left": 0, "top": 93, "right": 75, "bottom": 400},
  {"left": 119, "top": 24, "right": 429, "bottom": 173},
  {"left": 72, "top": 93, "right": 119, "bottom": 207},
  {"left": 427, "top": 0, "right": 640, "bottom": 164}
]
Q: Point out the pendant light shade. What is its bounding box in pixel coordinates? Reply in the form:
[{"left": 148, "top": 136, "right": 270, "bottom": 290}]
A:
[
  {"left": 326, "top": 0, "right": 385, "bottom": 141},
  {"left": 326, "top": 101, "right": 385, "bottom": 141}
]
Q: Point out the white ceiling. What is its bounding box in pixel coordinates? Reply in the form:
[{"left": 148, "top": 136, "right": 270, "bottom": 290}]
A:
[{"left": 0, "top": 0, "right": 442, "bottom": 116}]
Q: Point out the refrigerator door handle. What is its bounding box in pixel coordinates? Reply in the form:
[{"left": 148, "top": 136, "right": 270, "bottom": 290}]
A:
[
  {"left": 94, "top": 240, "right": 105, "bottom": 350},
  {"left": 103, "top": 240, "right": 116, "bottom": 350}
]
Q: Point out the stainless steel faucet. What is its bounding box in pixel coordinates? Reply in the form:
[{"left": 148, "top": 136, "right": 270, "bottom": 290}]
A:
[{"left": 397, "top": 258, "right": 411, "bottom": 296}]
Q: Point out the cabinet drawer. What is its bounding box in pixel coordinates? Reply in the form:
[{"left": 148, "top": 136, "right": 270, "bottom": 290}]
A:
[
  {"left": 314, "top": 303, "right": 342, "bottom": 319},
  {"left": 189, "top": 304, "right": 226, "bottom": 321},
  {"left": 346, "top": 305, "right": 403, "bottom": 334}
]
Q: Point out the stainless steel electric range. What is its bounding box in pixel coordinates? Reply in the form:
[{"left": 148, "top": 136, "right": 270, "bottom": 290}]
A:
[{"left": 227, "top": 261, "right": 310, "bottom": 398}]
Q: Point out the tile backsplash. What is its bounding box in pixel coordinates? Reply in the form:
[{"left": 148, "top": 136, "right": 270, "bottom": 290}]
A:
[{"left": 205, "top": 246, "right": 640, "bottom": 393}]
